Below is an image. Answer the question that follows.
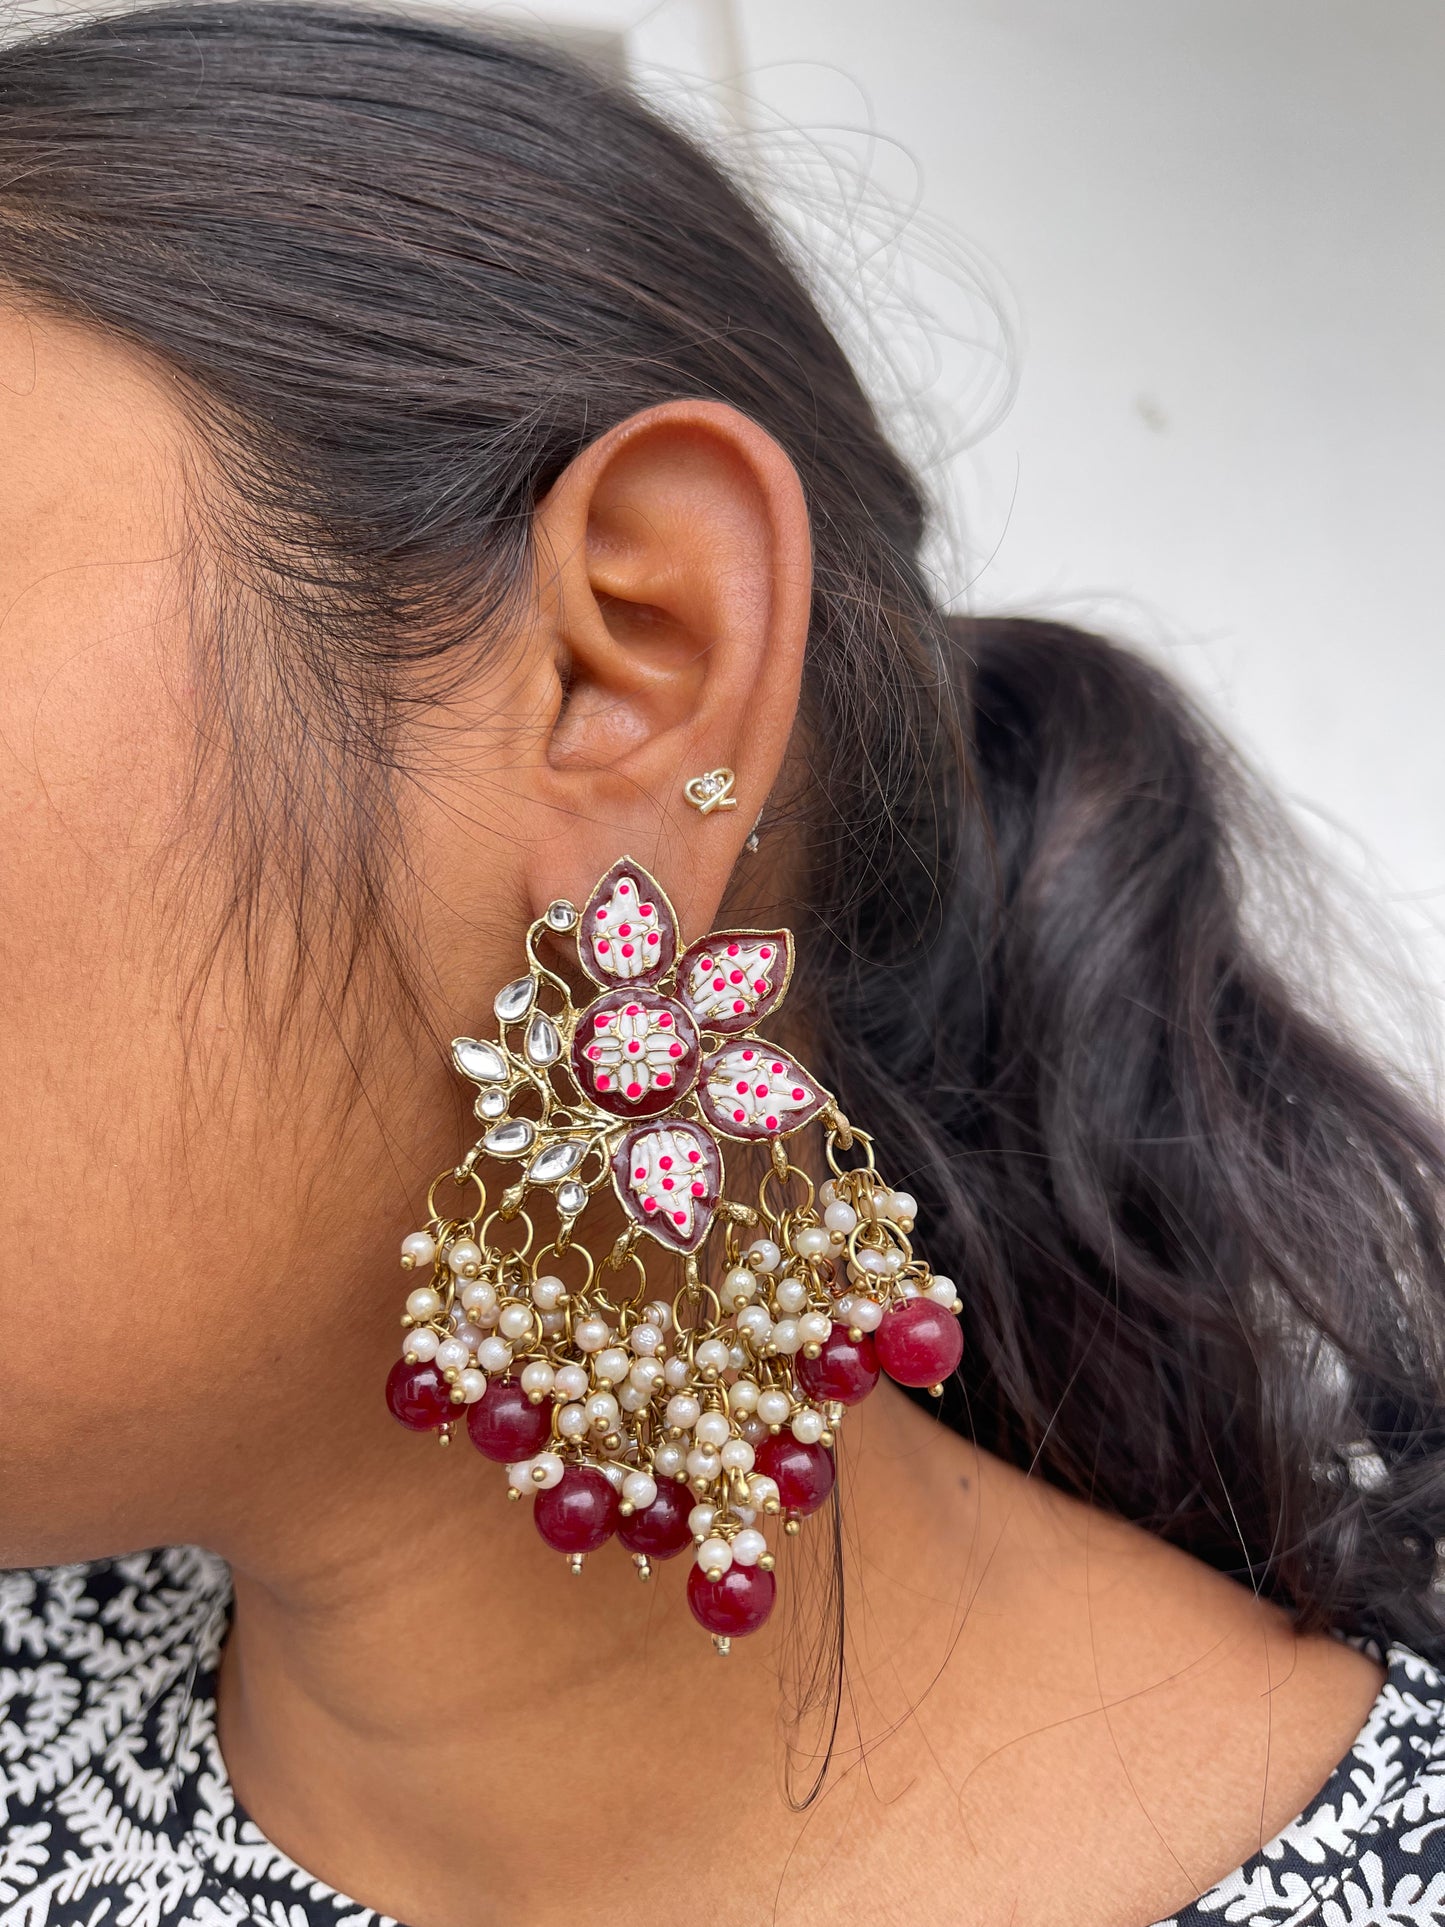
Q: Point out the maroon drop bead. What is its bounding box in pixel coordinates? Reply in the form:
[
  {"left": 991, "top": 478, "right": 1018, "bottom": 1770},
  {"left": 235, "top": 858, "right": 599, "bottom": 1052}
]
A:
[
  {"left": 875, "top": 1297, "right": 964, "bottom": 1389},
  {"left": 534, "top": 1465, "right": 620, "bottom": 1555},
  {"left": 755, "top": 1433, "right": 835, "bottom": 1518},
  {"left": 687, "top": 1561, "right": 777, "bottom": 1638},
  {"left": 796, "top": 1323, "right": 880, "bottom": 1407},
  {"left": 385, "top": 1357, "right": 455, "bottom": 1431},
  {"left": 466, "top": 1379, "right": 554, "bottom": 1464},
  {"left": 616, "top": 1478, "right": 694, "bottom": 1559}
]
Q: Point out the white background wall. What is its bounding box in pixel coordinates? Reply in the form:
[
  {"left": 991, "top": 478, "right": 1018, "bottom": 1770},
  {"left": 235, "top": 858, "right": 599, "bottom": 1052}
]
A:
[{"left": 500, "top": 0, "right": 1445, "bottom": 1019}]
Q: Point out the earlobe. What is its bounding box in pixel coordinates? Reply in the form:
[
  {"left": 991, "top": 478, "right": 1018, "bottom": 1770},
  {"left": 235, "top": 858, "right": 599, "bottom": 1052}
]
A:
[{"left": 525, "top": 400, "right": 812, "bottom": 934}]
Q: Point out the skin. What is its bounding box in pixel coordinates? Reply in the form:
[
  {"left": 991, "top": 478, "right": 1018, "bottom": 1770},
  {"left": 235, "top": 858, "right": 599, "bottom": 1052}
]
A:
[{"left": 0, "top": 301, "right": 1384, "bottom": 1927}]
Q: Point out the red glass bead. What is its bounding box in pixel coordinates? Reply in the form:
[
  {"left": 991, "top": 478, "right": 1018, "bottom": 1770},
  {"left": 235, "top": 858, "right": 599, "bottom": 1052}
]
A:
[
  {"left": 796, "top": 1323, "right": 880, "bottom": 1406},
  {"left": 616, "top": 1479, "right": 693, "bottom": 1559},
  {"left": 466, "top": 1379, "right": 554, "bottom": 1463},
  {"left": 755, "top": 1434, "right": 835, "bottom": 1517},
  {"left": 534, "top": 1465, "right": 620, "bottom": 1554},
  {"left": 686, "top": 1561, "right": 777, "bottom": 1638},
  {"left": 875, "top": 1297, "right": 964, "bottom": 1389},
  {"left": 385, "top": 1357, "right": 454, "bottom": 1431}
]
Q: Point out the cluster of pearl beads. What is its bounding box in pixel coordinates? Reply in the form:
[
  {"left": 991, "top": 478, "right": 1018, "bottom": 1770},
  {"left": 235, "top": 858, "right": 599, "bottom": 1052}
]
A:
[{"left": 385, "top": 1159, "right": 964, "bottom": 1650}]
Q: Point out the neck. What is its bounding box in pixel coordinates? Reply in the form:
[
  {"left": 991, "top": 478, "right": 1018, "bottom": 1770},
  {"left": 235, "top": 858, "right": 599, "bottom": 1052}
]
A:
[{"left": 215, "top": 1378, "right": 989, "bottom": 1924}]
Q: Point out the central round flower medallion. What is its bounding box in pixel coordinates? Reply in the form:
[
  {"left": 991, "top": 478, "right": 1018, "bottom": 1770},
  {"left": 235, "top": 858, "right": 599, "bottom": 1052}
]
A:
[{"left": 570, "top": 989, "right": 700, "bottom": 1119}]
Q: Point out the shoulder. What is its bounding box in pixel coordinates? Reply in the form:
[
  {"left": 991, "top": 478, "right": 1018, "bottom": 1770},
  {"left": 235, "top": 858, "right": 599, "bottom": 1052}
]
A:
[
  {"left": 0, "top": 1548, "right": 232, "bottom": 1927},
  {"left": 1163, "top": 1643, "right": 1445, "bottom": 1925}
]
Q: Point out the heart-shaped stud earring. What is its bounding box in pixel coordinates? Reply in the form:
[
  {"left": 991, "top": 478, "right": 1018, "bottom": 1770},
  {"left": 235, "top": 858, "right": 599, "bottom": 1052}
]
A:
[{"left": 683, "top": 768, "right": 739, "bottom": 815}]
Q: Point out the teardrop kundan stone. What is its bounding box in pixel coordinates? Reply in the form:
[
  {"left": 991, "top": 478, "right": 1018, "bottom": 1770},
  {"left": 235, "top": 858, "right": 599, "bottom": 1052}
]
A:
[
  {"left": 577, "top": 857, "right": 677, "bottom": 989},
  {"left": 610, "top": 1119, "right": 721, "bottom": 1253}
]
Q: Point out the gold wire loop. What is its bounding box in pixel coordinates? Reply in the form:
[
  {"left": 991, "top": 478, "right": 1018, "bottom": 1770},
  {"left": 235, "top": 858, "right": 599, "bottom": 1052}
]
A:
[
  {"left": 533, "top": 1238, "right": 595, "bottom": 1299},
  {"left": 824, "top": 1123, "right": 876, "bottom": 1179},
  {"left": 427, "top": 1165, "right": 487, "bottom": 1229}
]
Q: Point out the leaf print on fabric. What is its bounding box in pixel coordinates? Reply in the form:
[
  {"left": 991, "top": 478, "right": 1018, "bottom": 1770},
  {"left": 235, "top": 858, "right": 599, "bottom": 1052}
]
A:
[{"left": 3, "top": 1550, "right": 1445, "bottom": 1927}]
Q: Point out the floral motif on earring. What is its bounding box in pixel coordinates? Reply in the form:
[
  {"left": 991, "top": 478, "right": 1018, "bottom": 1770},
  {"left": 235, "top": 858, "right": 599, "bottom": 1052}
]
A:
[{"left": 384, "top": 855, "right": 966, "bottom": 1650}]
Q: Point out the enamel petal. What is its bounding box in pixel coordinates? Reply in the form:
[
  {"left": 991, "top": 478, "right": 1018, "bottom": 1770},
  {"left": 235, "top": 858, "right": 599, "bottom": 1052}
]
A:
[
  {"left": 676, "top": 930, "right": 794, "bottom": 1034},
  {"left": 696, "top": 1043, "right": 827, "bottom": 1140},
  {"left": 577, "top": 857, "right": 677, "bottom": 988},
  {"left": 611, "top": 1120, "right": 722, "bottom": 1254}
]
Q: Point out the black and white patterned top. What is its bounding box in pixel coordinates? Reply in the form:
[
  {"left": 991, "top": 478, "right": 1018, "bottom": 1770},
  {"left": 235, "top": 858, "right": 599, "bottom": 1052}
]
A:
[{"left": 2, "top": 1547, "right": 1444, "bottom": 1926}]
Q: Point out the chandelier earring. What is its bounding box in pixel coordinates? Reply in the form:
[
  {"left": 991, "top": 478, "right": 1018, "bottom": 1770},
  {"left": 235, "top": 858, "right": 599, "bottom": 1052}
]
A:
[{"left": 385, "top": 856, "right": 964, "bottom": 1651}]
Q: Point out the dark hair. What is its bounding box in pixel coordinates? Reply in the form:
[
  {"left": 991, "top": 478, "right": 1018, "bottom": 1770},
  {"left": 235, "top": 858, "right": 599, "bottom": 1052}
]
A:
[{"left": 3, "top": 1, "right": 1444, "bottom": 1670}]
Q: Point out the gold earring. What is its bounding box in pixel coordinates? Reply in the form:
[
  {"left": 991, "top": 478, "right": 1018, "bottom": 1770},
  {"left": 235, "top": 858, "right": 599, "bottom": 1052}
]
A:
[
  {"left": 384, "top": 855, "right": 964, "bottom": 1651},
  {"left": 683, "top": 767, "right": 739, "bottom": 814}
]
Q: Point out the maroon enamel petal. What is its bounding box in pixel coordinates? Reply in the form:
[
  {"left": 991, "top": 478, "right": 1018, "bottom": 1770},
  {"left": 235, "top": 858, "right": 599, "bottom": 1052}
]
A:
[
  {"left": 577, "top": 857, "right": 677, "bottom": 989},
  {"left": 696, "top": 1042, "right": 827, "bottom": 1140},
  {"left": 611, "top": 1119, "right": 722, "bottom": 1254},
  {"left": 571, "top": 989, "right": 700, "bottom": 1120},
  {"left": 676, "top": 929, "right": 794, "bottom": 1035}
]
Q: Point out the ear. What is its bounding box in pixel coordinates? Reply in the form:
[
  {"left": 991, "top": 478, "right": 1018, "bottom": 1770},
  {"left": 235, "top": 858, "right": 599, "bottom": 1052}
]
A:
[{"left": 522, "top": 400, "right": 811, "bottom": 937}]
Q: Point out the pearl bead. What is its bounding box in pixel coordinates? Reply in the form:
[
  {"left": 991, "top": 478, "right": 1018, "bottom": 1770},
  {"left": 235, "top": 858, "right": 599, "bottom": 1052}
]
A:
[
  {"left": 728, "top": 1344, "right": 748, "bottom": 1373},
  {"left": 623, "top": 1471, "right": 657, "bottom": 1511},
  {"left": 854, "top": 1247, "right": 887, "bottom": 1276},
  {"left": 530, "top": 1274, "right": 565, "bottom": 1311},
  {"left": 689, "top": 1503, "right": 717, "bottom": 1537},
  {"left": 599, "top": 1461, "right": 626, "bottom": 1490},
  {"left": 736, "top": 1306, "right": 773, "bottom": 1343},
  {"left": 629, "top": 1357, "right": 664, "bottom": 1393},
  {"left": 574, "top": 1315, "right": 610, "bottom": 1352},
  {"left": 666, "top": 1394, "right": 701, "bottom": 1430},
  {"left": 584, "top": 1392, "right": 620, "bottom": 1429},
  {"left": 928, "top": 1275, "right": 959, "bottom": 1306},
  {"left": 891, "top": 1191, "right": 918, "bottom": 1223},
  {"left": 453, "top": 1322, "right": 483, "bottom": 1352},
  {"left": 436, "top": 1337, "right": 470, "bottom": 1374},
  {"left": 497, "top": 1303, "right": 534, "bottom": 1342},
  {"left": 654, "top": 1441, "right": 686, "bottom": 1478},
  {"left": 849, "top": 1297, "right": 883, "bottom": 1332},
  {"left": 554, "top": 1363, "right": 589, "bottom": 1402},
  {"left": 731, "top": 1527, "right": 768, "bottom": 1566},
  {"left": 696, "top": 1537, "right": 733, "bottom": 1578},
  {"left": 799, "top": 1311, "right": 833, "bottom": 1345},
  {"left": 530, "top": 1451, "right": 564, "bottom": 1489},
  {"left": 746, "top": 1238, "right": 782, "bottom": 1274},
  {"left": 461, "top": 1279, "right": 496, "bottom": 1315},
  {"left": 732, "top": 1503, "right": 757, "bottom": 1527},
  {"left": 446, "top": 1239, "right": 483, "bottom": 1275},
  {"left": 756, "top": 1389, "right": 792, "bottom": 1427},
  {"left": 823, "top": 1201, "right": 857, "bottom": 1236},
  {"left": 693, "top": 1410, "right": 730, "bottom": 1448},
  {"left": 722, "top": 1266, "right": 757, "bottom": 1307},
  {"left": 774, "top": 1277, "right": 808, "bottom": 1314},
  {"left": 791, "top": 1408, "right": 826, "bottom": 1445},
  {"left": 663, "top": 1356, "right": 691, "bottom": 1388},
  {"left": 557, "top": 1403, "right": 588, "bottom": 1439},
  {"left": 695, "top": 1339, "right": 731, "bottom": 1375},
  {"left": 748, "top": 1473, "right": 781, "bottom": 1511},
  {"left": 618, "top": 1383, "right": 650, "bottom": 1413},
  {"left": 720, "top": 1438, "right": 755, "bottom": 1473},
  {"left": 593, "top": 1346, "right": 630, "bottom": 1385},
  {"left": 741, "top": 1416, "right": 767, "bottom": 1445},
  {"left": 686, "top": 1445, "right": 722, "bottom": 1482},
  {"left": 458, "top": 1367, "right": 487, "bottom": 1403},
  {"left": 819, "top": 1180, "right": 838, "bottom": 1206},
  {"left": 771, "top": 1318, "right": 802, "bottom": 1354},
  {"left": 405, "top": 1286, "right": 442, "bottom": 1322},
  {"left": 506, "top": 1459, "right": 534, "bottom": 1493},
  {"left": 883, "top": 1248, "right": 904, "bottom": 1274},
  {"left": 792, "top": 1226, "right": 832, "bottom": 1261},
  {"left": 401, "top": 1231, "right": 437, "bottom": 1269},
  {"left": 643, "top": 1300, "right": 673, "bottom": 1330},
  {"left": 729, "top": 1378, "right": 761, "bottom": 1414},
  {"left": 520, "top": 1361, "right": 554, "bottom": 1399},
  {"left": 475, "top": 1336, "right": 513, "bottom": 1374},
  {"left": 629, "top": 1323, "right": 662, "bottom": 1356},
  {"left": 403, "top": 1328, "right": 439, "bottom": 1361}
]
